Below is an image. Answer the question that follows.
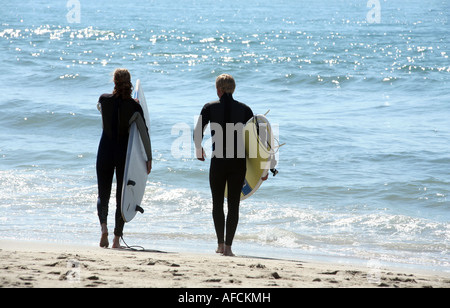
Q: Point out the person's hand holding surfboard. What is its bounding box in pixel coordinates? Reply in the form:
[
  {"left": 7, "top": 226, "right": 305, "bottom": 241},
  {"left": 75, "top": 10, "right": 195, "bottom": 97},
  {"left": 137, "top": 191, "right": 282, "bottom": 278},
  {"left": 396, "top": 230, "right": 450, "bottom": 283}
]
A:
[
  {"left": 196, "top": 147, "right": 206, "bottom": 162},
  {"left": 146, "top": 161, "right": 152, "bottom": 174}
]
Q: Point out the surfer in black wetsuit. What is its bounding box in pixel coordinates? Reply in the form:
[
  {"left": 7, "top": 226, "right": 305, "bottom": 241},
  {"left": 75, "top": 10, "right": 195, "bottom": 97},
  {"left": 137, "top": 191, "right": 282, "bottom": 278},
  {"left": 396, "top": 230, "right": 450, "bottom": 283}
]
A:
[
  {"left": 194, "top": 74, "right": 254, "bottom": 256},
  {"left": 96, "top": 68, "right": 152, "bottom": 249}
]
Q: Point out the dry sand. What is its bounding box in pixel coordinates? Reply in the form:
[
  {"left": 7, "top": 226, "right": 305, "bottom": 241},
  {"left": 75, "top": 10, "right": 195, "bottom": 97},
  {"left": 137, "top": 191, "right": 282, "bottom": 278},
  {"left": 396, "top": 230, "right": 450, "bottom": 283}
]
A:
[{"left": 1, "top": 240, "right": 449, "bottom": 288}]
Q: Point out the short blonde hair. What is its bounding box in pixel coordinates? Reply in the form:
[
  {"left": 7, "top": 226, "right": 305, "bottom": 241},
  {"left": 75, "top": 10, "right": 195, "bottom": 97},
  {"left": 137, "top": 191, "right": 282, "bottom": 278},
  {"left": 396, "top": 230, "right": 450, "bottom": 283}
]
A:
[{"left": 216, "top": 74, "right": 236, "bottom": 94}]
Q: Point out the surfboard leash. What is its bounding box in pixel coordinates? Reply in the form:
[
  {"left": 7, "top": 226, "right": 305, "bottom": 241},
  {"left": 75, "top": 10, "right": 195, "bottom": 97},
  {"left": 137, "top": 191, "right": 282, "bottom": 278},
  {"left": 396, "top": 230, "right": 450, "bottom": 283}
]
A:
[{"left": 120, "top": 236, "right": 145, "bottom": 251}]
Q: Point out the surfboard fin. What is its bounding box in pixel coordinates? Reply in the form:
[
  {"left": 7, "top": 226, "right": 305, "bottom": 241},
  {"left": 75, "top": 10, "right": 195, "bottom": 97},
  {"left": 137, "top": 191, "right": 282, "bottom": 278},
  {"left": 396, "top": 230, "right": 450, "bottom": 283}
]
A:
[{"left": 136, "top": 206, "right": 145, "bottom": 214}]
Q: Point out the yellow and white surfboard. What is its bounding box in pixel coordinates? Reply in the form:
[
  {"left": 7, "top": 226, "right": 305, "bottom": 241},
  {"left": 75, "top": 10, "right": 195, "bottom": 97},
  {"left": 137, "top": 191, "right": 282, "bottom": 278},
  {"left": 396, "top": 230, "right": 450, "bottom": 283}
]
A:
[{"left": 225, "top": 114, "right": 278, "bottom": 201}]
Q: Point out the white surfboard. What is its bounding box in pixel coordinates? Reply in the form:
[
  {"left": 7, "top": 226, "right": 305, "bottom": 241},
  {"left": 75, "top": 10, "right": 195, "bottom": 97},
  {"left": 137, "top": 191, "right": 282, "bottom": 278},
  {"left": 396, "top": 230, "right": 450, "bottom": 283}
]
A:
[
  {"left": 121, "top": 80, "right": 151, "bottom": 223},
  {"left": 225, "top": 114, "right": 277, "bottom": 201}
]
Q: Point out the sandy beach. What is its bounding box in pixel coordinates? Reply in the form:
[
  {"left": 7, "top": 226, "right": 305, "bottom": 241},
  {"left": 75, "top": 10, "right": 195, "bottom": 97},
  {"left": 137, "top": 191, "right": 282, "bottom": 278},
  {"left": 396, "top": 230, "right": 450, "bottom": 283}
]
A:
[{"left": 0, "top": 240, "right": 449, "bottom": 289}]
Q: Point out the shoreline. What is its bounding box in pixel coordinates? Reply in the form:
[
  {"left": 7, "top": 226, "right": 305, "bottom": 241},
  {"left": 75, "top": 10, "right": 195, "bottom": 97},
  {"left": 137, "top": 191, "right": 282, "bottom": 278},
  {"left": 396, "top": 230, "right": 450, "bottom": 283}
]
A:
[{"left": 1, "top": 239, "right": 449, "bottom": 288}]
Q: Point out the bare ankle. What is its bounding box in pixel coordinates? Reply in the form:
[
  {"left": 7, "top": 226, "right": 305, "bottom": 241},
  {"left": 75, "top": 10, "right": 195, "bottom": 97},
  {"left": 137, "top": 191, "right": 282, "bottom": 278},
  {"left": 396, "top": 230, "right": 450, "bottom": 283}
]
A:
[
  {"left": 223, "top": 245, "right": 235, "bottom": 257},
  {"left": 216, "top": 243, "right": 225, "bottom": 254},
  {"left": 99, "top": 224, "right": 109, "bottom": 248},
  {"left": 112, "top": 236, "right": 121, "bottom": 249}
]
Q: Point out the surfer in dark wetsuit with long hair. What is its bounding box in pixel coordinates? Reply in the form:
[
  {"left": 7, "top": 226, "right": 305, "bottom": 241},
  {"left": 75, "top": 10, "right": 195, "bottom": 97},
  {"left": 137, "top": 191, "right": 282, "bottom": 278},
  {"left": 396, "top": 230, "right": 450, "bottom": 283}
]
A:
[
  {"left": 194, "top": 74, "right": 254, "bottom": 256},
  {"left": 96, "top": 68, "right": 152, "bottom": 248}
]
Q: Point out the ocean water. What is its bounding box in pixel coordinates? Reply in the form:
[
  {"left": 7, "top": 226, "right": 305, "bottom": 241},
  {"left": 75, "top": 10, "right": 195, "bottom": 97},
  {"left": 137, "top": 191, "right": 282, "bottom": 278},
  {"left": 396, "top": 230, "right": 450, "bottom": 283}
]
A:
[{"left": 1, "top": 0, "right": 449, "bottom": 272}]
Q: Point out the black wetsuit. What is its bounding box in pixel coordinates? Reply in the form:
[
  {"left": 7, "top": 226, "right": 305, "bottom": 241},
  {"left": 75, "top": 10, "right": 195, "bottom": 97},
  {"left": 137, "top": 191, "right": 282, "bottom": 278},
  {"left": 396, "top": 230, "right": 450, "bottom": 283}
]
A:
[
  {"left": 96, "top": 94, "right": 147, "bottom": 237},
  {"left": 194, "top": 93, "right": 254, "bottom": 246}
]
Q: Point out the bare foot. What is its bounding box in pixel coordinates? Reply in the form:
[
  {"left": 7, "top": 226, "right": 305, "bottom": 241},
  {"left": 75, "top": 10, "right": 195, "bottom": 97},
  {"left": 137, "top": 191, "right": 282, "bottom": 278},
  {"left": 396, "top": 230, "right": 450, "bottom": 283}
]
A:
[
  {"left": 112, "top": 236, "right": 121, "bottom": 249},
  {"left": 99, "top": 224, "right": 109, "bottom": 248},
  {"left": 216, "top": 243, "right": 225, "bottom": 254},
  {"left": 223, "top": 245, "right": 235, "bottom": 257}
]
